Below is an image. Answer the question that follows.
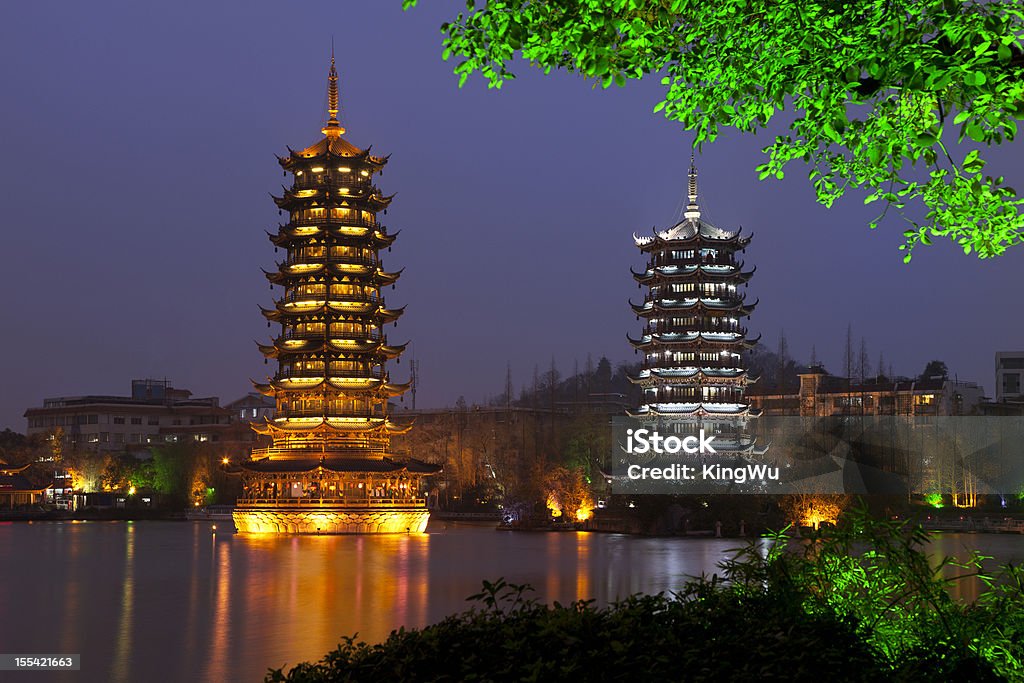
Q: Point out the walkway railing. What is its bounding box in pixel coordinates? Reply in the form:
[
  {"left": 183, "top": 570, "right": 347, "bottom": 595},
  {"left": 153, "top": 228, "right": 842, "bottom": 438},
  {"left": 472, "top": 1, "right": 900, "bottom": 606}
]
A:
[{"left": 237, "top": 497, "right": 426, "bottom": 507}]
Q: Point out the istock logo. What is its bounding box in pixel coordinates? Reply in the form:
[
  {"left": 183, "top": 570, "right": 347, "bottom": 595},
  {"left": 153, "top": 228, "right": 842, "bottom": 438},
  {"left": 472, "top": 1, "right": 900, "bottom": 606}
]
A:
[{"left": 625, "top": 428, "right": 717, "bottom": 455}]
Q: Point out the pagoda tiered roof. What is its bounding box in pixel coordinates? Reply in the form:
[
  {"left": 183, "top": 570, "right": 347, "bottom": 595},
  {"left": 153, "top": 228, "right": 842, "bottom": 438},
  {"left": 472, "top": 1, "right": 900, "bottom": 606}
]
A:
[
  {"left": 634, "top": 218, "right": 753, "bottom": 252},
  {"left": 627, "top": 158, "right": 762, "bottom": 433},
  {"left": 265, "top": 266, "right": 402, "bottom": 286},
  {"left": 278, "top": 140, "right": 389, "bottom": 168},
  {"left": 260, "top": 303, "right": 405, "bottom": 323},
  {"left": 627, "top": 331, "right": 760, "bottom": 351},
  {"left": 630, "top": 264, "right": 755, "bottom": 285},
  {"left": 630, "top": 298, "right": 758, "bottom": 316},
  {"left": 268, "top": 225, "right": 399, "bottom": 249},
  {"left": 626, "top": 402, "right": 762, "bottom": 418},
  {"left": 272, "top": 189, "right": 395, "bottom": 214},
  {"left": 251, "top": 415, "right": 412, "bottom": 436},
  {"left": 252, "top": 376, "right": 410, "bottom": 397},
  {"left": 256, "top": 338, "right": 407, "bottom": 360},
  {"left": 628, "top": 367, "right": 757, "bottom": 388},
  {"left": 239, "top": 51, "right": 425, "bottom": 484}
]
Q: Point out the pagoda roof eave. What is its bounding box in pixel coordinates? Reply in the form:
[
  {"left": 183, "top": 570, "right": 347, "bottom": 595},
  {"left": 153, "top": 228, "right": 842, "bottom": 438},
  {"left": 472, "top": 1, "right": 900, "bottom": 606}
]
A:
[
  {"left": 632, "top": 299, "right": 757, "bottom": 315},
  {"left": 278, "top": 138, "right": 388, "bottom": 166},
  {"left": 633, "top": 267, "right": 755, "bottom": 285},
  {"left": 627, "top": 403, "right": 759, "bottom": 419},
  {"left": 634, "top": 221, "right": 753, "bottom": 251},
  {"left": 254, "top": 417, "right": 391, "bottom": 435},
  {"left": 383, "top": 381, "right": 412, "bottom": 397},
  {"left": 251, "top": 380, "right": 275, "bottom": 397}
]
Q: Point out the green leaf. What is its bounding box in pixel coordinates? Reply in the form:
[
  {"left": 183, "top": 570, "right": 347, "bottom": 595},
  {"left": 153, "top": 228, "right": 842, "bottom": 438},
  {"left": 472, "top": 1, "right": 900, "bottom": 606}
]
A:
[{"left": 964, "top": 71, "right": 987, "bottom": 86}]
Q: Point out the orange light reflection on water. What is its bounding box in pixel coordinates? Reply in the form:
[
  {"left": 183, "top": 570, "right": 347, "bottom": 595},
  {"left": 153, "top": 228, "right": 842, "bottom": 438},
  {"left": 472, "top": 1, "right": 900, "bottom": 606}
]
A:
[
  {"left": 229, "top": 530, "right": 433, "bottom": 667},
  {"left": 110, "top": 523, "right": 135, "bottom": 683}
]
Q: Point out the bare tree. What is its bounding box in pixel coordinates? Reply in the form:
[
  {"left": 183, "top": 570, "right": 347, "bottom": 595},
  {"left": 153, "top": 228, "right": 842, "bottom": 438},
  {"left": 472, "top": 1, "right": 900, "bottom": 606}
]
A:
[
  {"left": 776, "top": 329, "right": 789, "bottom": 392},
  {"left": 858, "top": 337, "right": 871, "bottom": 384}
]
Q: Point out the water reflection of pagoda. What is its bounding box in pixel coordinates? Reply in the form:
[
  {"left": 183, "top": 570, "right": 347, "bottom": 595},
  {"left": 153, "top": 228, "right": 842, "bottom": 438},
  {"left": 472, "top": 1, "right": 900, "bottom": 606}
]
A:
[
  {"left": 232, "top": 55, "right": 439, "bottom": 534},
  {"left": 628, "top": 159, "right": 762, "bottom": 454}
]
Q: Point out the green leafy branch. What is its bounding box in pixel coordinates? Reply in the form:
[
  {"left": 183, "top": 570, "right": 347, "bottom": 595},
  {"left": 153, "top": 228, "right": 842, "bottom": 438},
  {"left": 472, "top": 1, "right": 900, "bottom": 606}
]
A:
[{"left": 406, "top": 0, "right": 1024, "bottom": 259}]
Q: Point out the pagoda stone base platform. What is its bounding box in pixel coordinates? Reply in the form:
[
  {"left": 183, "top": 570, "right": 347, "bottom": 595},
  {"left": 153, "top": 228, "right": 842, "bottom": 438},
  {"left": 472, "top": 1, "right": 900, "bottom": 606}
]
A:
[{"left": 232, "top": 506, "right": 430, "bottom": 534}]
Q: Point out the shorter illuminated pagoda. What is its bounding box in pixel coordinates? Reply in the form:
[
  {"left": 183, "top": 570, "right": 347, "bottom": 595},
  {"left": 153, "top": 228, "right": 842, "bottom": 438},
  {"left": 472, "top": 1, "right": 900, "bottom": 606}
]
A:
[
  {"left": 231, "top": 55, "right": 439, "bottom": 534},
  {"left": 628, "top": 159, "right": 761, "bottom": 454}
]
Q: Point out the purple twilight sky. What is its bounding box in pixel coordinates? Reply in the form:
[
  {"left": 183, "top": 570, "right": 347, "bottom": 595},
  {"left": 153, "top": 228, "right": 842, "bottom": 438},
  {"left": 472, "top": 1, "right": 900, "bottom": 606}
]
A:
[{"left": 1, "top": 1, "right": 1022, "bottom": 430}]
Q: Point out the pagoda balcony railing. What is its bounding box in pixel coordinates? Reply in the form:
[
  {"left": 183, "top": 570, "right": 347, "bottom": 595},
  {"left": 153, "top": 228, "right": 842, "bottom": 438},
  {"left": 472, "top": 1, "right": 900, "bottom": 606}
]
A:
[
  {"left": 237, "top": 497, "right": 427, "bottom": 508},
  {"left": 284, "top": 255, "right": 379, "bottom": 268},
  {"left": 287, "top": 217, "right": 380, "bottom": 230},
  {"left": 645, "top": 361, "right": 742, "bottom": 371},
  {"left": 249, "top": 445, "right": 389, "bottom": 459},
  {"left": 276, "top": 408, "right": 383, "bottom": 419},
  {"left": 650, "top": 289, "right": 740, "bottom": 300},
  {"left": 652, "top": 393, "right": 746, "bottom": 402},
  {"left": 281, "top": 291, "right": 381, "bottom": 305},
  {"left": 651, "top": 257, "right": 737, "bottom": 268},
  {"left": 327, "top": 368, "right": 386, "bottom": 378},
  {"left": 644, "top": 325, "right": 747, "bottom": 336},
  {"left": 278, "top": 369, "right": 385, "bottom": 380},
  {"left": 292, "top": 178, "right": 373, "bottom": 192},
  {"left": 642, "top": 294, "right": 743, "bottom": 305},
  {"left": 282, "top": 329, "right": 383, "bottom": 342}
]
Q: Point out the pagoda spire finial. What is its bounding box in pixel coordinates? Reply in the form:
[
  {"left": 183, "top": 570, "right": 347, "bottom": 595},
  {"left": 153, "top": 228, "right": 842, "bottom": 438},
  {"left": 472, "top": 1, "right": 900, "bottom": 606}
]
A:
[
  {"left": 684, "top": 153, "right": 701, "bottom": 219},
  {"left": 322, "top": 43, "right": 346, "bottom": 138}
]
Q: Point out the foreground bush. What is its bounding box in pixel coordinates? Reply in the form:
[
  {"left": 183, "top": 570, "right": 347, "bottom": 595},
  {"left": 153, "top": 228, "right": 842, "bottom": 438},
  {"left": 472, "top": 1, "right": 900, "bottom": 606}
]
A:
[{"left": 267, "top": 508, "right": 1024, "bottom": 682}]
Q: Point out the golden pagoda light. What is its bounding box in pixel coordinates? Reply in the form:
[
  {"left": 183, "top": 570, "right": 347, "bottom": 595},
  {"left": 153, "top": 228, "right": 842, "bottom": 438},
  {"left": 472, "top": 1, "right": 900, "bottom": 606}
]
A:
[{"left": 232, "top": 52, "right": 439, "bottom": 535}]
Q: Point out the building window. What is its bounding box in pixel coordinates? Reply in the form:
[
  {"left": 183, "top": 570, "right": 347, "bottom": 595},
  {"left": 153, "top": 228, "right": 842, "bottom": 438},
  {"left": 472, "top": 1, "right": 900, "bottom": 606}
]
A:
[
  {"left": 148, "top": 417, "right": 160, "bottom": 426},
  {"left": 113, "top": 417, "right": 125, "bottom": 425},
  {"left": 1005, "top": 373, "right": 1021, "bottom": 395},
  {"left": 130, "top": 417, "right": 142, "bottom": 425}
]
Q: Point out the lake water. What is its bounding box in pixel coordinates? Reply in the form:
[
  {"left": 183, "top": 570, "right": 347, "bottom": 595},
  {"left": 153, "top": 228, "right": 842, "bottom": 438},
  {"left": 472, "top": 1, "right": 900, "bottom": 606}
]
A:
[{"left": 0, "top": 520, "right": 1020, "bottom": 683}]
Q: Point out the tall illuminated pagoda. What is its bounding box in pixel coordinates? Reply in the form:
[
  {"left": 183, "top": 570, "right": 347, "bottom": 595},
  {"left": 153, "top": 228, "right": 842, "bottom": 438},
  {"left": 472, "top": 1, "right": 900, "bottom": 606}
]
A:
[
  {"left": 628, "top": 158, "right": 762, "bottom": 455},
  {"left": 232, "top": 54, "right": 439, "bottom": 534}
]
